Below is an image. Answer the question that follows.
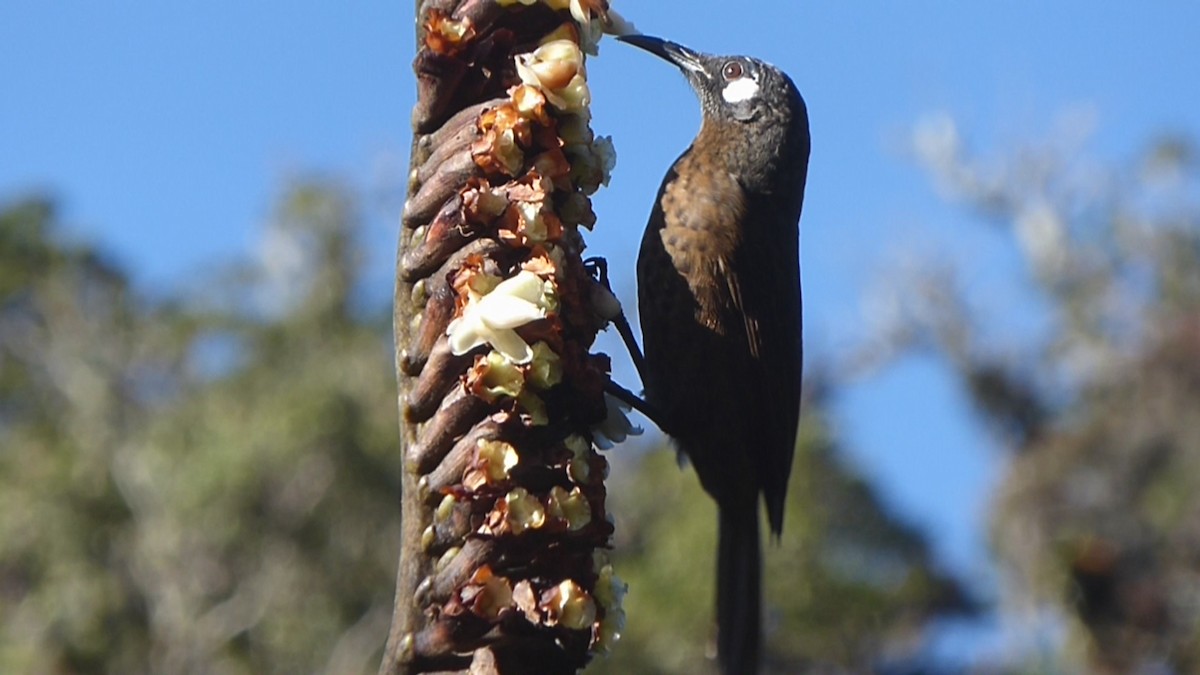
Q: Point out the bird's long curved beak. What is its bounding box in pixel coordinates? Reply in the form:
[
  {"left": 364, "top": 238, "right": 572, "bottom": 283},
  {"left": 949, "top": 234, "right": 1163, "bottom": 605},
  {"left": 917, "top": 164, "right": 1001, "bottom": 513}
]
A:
[{"left": 617, "top": 34, "right": 706, "bottom": 77}]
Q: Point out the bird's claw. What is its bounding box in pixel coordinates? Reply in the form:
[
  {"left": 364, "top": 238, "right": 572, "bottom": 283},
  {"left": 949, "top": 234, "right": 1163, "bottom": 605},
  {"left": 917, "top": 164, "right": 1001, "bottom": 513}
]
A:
[{"left": 584, "top": 256, "right": 611, "bottom": 288}]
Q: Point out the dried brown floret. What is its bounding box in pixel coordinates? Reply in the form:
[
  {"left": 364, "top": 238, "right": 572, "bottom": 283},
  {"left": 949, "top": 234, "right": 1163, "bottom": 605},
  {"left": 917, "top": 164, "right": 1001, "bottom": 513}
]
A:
[
  {"left": 529, "top": 148, "right": 573, "bottom": 191},
  {"left": 458, "top": 566, "right": 514, "bottom": 622},
  {"left": 425, "top": 10, "right": 477, "bottom": 56},
  {"left": 479, "top": 486, "right": 547, "bottom": 537},
  {"left": 466, "top": 350, "right": 527, "bottom": 404},
  {"left": 461, "top": 438, "right": 520, "bottom": 491},
  {"left": 471, "top": 127, "right": 524, "bottom": 178},
  {"left": 510, "top": 84, "right": 552, "bottom": 126},
  {"left": 497, "top": 198, "right": 564, "bottom": 247},
  {"left": 519, "top": 246, "right": 560, "bottom": 278},
  {"left": 512, "top": 579, "right": 541, "bottom": 625},
  {"left": 504, "top": 169, "right": 555, "bottom": 203},
  {"left": 558, "top": 191, "right": 597, "bottom": 229},
  {"left": 541, "top": 579, "right": 596, "bottom": 630},
  {"left": 424, "top": 419, "right": 506, "bottom": 498},
  {"left": 461, "top": 179, "right": 510, "bottom": 227}
]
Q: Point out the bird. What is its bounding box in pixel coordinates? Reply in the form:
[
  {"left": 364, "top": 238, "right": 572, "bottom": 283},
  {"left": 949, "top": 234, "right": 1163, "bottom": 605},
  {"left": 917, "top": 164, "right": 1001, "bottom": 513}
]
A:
[{"left": 617, "top": 34, "right": 810, "bottom": 674}]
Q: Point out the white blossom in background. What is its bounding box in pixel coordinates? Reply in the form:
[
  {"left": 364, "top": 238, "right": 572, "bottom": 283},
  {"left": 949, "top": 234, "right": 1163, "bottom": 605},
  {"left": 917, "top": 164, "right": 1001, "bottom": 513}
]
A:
[{"left": 1015, "top": 199, "right": 1068, "bottom": 279}]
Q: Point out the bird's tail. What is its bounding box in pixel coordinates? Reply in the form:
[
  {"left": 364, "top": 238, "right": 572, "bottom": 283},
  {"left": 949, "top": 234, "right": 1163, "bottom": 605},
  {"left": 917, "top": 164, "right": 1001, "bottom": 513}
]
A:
[{"left": 717, "top": 501, "right": 761, "bottom": 674}]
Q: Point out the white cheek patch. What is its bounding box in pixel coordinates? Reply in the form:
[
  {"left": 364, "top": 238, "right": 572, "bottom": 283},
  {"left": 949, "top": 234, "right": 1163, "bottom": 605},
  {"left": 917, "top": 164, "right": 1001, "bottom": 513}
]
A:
[{"left": 721, "top": 77, "right": 760, "bottom": 104}]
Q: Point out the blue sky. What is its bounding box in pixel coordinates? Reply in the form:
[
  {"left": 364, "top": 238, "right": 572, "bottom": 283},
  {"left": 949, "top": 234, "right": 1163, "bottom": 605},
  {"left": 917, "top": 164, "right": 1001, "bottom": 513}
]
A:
[{"left": 3, "top": 1, "right": 1198, "bottom": 662}]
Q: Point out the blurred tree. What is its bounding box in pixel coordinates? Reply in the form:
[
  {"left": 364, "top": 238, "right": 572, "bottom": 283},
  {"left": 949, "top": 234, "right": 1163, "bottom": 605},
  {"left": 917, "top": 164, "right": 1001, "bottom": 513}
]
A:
[
  {"left": 863, "top": 118, "right": 1200, "bottom": 673},
  {"left": 116, "top": 181, "right": 402, "bottom": 675},
  {"left": 1, "top": 196, "right": 162, "bottom": 673},
  {"left": 0, "top": 183, "right": 401, "bottom": 675}
]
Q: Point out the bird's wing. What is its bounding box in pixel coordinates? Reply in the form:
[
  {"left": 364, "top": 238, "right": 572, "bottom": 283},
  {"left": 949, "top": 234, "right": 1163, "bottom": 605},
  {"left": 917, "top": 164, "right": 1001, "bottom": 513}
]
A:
[
  {"left": 726, "top": 198, "right": 803, "bottom": 536},
  {"left": 718, "top": 258, "right": 761, "bottom": 359}
]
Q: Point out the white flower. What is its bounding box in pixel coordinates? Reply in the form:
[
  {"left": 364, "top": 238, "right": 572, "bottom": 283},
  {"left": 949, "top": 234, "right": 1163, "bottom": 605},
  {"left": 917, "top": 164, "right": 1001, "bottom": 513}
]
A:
[
  {"left": 592, "top": 393, "right": 642, "bottom": 449},
  {"left": 568, "top": 135, "right": 616, "bottom": 195},
  {"left": 447, "top": 270, "right": 550, "bottom": 363},
  {"left": 591, "top": 136, "right": 617, "bottom": 183},
  {"left": 558, "top": 112, "right": 594, "bottom": 147},
  {"left": 515, "top": 39, "right": 591, "bottom": 113},
  {"left": 590, "top": 561, "right": 627, "bottom": 653},
  {"left": 527, "top": 341, "right": 563, "bottom": 390},
  {"left": 603, "top": 9, "right": 638, "bottom": 37},
  {"left": 590, "top": 282, "right": 622, "bottom": 325},
  {"left": 515, "top": 200, "right": 549, "bottom": 242}
]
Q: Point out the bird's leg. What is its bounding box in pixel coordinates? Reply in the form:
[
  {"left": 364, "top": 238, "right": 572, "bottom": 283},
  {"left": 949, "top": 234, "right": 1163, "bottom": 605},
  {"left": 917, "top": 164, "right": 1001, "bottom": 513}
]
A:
[
  {"left": 584, "top": 256, "right": 649, "bottom": 384},
  {"left": 604, "top": 379, "right": 674, "bottom": 436},
  {"left": 585, "top": 256, "right": 675, "bottom": 435}
]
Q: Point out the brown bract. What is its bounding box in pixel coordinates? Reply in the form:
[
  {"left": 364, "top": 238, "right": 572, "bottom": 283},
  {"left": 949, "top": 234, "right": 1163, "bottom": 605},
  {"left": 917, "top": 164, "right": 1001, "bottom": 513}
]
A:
[
  {"left": 530, "top": 149, "right": 573, "bottom": 192},
  {"left": 471, "top": 129, "right": 524, "bottom": 178},
  {"left": 461, "top": 179, "right": 511, "bottom": 227},
  {"left": 520, "top": 247, "right": 559, "bottom": 278},
  {"left": 425, "top": 10, "right": 477, "bottom": 56},
  {"left": 458, "top": 566, "right": 514, "bottom": 622},
  {"left": 464, "top": 353, "right": 524, "bottom": 404},
  {"left": 511, "top": 84, "right": 551, "bottom": 125},
  {"left": 504, "top": 170, "right": 555, "bottom": 203},
  {"left": 449, "top": 255, "right": 491, "bottom": 314},
  {"left": 498, "top": 200, "right": 564, "bottom": 248},
  {"left": 469, "top": 90, "right": 562, "bottom": 180}
]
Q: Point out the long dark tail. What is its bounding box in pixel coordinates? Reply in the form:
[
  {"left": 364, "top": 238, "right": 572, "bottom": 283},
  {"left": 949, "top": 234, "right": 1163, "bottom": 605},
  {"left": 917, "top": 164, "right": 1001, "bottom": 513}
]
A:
[{"left": 717, "top": 501, "right": 761, "bottom": 674}]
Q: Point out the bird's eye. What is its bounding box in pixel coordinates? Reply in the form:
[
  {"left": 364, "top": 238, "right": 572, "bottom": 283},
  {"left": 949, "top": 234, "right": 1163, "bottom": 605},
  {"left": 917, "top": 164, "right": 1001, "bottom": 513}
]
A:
[{"left": 721, "top": 61, "right": 744, "bottom": 81}]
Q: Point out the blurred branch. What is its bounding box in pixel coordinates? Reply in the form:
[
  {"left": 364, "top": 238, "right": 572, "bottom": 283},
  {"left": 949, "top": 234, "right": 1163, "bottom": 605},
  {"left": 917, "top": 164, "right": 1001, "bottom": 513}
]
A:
[{"left": 862, "top": 114, "right": 1200, "bottom": 672}]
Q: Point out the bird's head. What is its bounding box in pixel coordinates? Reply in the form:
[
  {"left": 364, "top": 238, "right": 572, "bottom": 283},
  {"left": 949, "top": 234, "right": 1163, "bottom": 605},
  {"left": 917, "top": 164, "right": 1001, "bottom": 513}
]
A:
[{"left": 616, "top": 34, "right": 803, "bottom": 128}]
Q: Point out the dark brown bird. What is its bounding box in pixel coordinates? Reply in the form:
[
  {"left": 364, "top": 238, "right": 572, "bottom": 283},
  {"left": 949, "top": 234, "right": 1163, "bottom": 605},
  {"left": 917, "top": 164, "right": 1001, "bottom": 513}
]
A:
[{"left": 618, "top": 34, "right": 809, "bottom": 674}]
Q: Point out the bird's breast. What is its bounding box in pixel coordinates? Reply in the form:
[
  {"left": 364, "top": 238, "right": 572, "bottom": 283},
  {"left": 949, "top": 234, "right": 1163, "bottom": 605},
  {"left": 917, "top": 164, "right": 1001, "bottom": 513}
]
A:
[
  {"left": 659, "top": 158, "right": 743, "bottom": 272},
  {"left": 651, "top": 152, "right": 746, "bottom": 332}
]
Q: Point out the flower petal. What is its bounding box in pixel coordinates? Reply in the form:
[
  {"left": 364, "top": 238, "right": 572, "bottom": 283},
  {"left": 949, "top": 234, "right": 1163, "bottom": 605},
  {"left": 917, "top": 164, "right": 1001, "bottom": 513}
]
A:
[
  {"left": 493, "top": 269, "right": 547, "bottom": 304},
  {"left": 447, "top": 314, "right": 488, "bottom": 355},
  {"left": 478, "top": 294, "right": 545, "bottom": 330},
  {"left": 489, "top": 327, "right": 535, "bottom": 364}
]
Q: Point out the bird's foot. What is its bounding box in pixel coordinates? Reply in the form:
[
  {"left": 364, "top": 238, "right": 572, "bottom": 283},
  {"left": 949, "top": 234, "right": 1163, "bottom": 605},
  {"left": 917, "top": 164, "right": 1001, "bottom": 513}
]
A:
[
  {"left": 604, "top": 379, "right": 673, "bottom": 436},
  {"left": 584, "top": 256, "right": 649, "bottom": 385}
]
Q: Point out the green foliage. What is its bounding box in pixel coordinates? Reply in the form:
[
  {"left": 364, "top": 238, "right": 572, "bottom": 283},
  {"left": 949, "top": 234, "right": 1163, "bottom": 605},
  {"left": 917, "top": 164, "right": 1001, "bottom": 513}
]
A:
[{"left": 0, "top": 185, "right": 399, "bottom": 674}]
